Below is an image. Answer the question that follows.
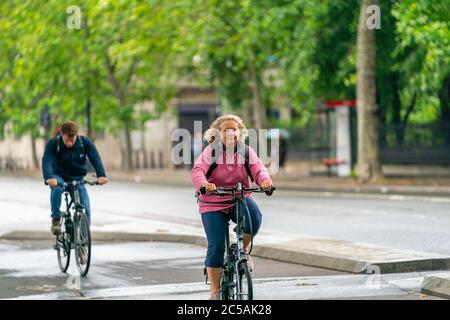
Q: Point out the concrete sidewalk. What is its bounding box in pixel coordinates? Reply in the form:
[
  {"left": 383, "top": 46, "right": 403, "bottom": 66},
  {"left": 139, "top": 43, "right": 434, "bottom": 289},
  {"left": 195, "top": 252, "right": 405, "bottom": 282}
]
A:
[{"left": 421, "top": 273, "right": 450, "bottom": 299}]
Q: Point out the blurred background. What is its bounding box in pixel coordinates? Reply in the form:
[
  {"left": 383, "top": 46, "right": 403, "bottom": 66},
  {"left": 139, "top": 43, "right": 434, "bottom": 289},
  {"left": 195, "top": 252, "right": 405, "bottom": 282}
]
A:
[
  {"left": 1, "top": 0, "right": 450, "bottom": 301},
  {"left": 0, "top": 0, "right": 448, "bottom": 181}
]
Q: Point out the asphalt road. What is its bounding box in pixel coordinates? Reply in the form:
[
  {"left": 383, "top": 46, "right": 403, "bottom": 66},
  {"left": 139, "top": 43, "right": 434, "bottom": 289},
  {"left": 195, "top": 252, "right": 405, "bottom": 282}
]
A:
[
  {"left": 1, "top": 176, "right": 449, "bottom": 254},
  {"left": 0, "top": 176, "right": 448, "bottom": 300}
]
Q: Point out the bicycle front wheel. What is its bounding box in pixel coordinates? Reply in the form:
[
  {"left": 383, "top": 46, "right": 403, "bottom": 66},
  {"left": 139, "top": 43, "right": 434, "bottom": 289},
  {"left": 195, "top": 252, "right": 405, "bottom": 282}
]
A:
[
  {"left": 56, "top": 225, "right": 71, "bottom": 273},
  {"left": 74, "top": 211, "right": 91, "bottom": 276},
  {"left": 237, "top": 262, "right": 253, "bottom": 300}
]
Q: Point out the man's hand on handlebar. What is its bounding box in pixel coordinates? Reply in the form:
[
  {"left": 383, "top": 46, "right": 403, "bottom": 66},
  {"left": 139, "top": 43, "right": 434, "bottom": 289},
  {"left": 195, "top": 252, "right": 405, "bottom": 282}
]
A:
[
  {"left": 46, "top": 179, "right": 58, "bottom": 187},
  {"left": 97, "top": 176, "right": 108, "bottom": 185}
]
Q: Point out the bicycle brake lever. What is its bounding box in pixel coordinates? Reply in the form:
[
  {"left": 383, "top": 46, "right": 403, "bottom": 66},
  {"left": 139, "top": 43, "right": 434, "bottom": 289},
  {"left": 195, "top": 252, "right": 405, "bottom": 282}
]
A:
[{"left": 264, "top": 186, "right": 276, "bottom": 196}]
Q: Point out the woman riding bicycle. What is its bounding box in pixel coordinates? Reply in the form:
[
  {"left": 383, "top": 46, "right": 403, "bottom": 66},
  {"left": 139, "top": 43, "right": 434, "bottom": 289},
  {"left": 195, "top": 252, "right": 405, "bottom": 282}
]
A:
[{"left": 191, "top": 114, "right": 273, "bottom": 300}]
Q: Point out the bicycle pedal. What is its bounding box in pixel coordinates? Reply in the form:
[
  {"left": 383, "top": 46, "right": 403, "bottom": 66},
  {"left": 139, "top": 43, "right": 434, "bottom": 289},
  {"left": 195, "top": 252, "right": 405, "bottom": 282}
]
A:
[{"left": 203, "top": 267, "right": 209, "bottom": 284}]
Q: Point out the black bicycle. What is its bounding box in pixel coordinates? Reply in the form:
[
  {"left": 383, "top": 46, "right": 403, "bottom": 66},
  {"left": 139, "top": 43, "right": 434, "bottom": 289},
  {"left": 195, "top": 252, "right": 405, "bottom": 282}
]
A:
[
  {"left": 52, "top": 180, "right": 98, "bottom": 276},
  {"left": 197, "top": 182, "right": 275, "bottom": 300}
]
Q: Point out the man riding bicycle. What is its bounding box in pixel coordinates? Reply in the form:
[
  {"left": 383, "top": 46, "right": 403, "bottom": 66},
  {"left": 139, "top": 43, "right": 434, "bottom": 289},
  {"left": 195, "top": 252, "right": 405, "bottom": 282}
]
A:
[{"left": 42, "top": 121, "right": 107, "bottom": 236}]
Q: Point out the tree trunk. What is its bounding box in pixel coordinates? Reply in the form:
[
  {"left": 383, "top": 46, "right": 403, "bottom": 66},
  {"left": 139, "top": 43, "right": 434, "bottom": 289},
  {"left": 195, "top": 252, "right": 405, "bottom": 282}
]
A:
[
  {"left": 248, "top": 58, "right": 266, "bottom": 129},
  {"left": 439, "top": 75, "right": 450, "bottom": 146},
  {"left": 86, "top": 97, "right": 92, "bottom": 139},
  {"left": 439, "top": 75, "right": 450, "bottom": 121},
  {"left": 241, "top": 99, "right": 252, "bottom": 127},
  {"left": 31, "top": 135, "right": 39, "bottom": 170},
  {"left": 390, "top": 72, "right": 403, "bottom": 147},
  {"left": 356, "top": 0, "right": 382, "bottom": 181},
  {"left": 104, "top": 50, "right": 134, "bottom": 171},
  {"left": 123, "top": 123, "right": 133, "bottom": 171}
]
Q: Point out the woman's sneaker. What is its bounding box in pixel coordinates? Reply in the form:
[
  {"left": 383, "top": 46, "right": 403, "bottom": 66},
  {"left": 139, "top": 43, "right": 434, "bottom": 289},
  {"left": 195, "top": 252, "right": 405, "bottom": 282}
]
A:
[
  {"left": 51, "top": 217, "right": 61, "bottom": 235},
  {"left": 209, "top": 292, "right": 220, "bottom": 300}
]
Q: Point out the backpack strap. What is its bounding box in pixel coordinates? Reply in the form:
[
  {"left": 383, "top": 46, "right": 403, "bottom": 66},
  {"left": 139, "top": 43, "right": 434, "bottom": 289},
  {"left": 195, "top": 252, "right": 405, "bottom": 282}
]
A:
[
  {"left": 56, "top": 135, "right": 86, "bottom": 155},
  {"left": 56, "top": 135, "right": 61, "bottom": 155},
  {"left": 243, "top": 145, "right": 254, "bottom": 182},
  {"left": 205, "top": 144, "right": 254, "bottom": 182},
  {"left": 205, "top": 148, "right": 218, "bottom": 180},
  {"left": 79, "top": 135, "right": 86, "bottom": 153}
]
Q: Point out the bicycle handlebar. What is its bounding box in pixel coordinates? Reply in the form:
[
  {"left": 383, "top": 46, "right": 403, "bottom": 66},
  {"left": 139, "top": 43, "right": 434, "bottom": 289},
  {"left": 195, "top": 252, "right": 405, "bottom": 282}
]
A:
[
  {"left": 45, "top": 180, "right": 100, "bottom": 187},
  {"left": 199, "top": 185, "right": 276, "bottom": 196}
]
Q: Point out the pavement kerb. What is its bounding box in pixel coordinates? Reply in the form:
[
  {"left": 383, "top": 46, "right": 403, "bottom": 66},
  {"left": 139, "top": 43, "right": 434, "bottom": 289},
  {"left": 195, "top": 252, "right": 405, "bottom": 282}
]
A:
[
  {"left": 0, "top": 230, "right": 208, "bottom": 247},
  {"left": 2, "top": 230, "right": 450, "bottom": 275},
  {"left": 421, "top": 273, "right": 450, "bottom": 299}
]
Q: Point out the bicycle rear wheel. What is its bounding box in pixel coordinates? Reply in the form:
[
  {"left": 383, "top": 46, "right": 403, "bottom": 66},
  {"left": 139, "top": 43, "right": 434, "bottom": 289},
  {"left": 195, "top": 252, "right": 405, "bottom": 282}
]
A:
[
  {"left": 56, "top": 228, "right": 71, "bottom": 273},
  {"left": 237, "top": 262, "right": 253, "bottom": 300},
  {"left": 74, "top": 210, "right": 91, "bottom": 276}
]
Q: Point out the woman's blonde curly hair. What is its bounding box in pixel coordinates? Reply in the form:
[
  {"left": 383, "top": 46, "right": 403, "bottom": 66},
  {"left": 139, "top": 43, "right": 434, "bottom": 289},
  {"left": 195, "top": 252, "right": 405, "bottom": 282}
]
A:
[{"left": 204, "top": 114, "right": 249, "bottom": 144}]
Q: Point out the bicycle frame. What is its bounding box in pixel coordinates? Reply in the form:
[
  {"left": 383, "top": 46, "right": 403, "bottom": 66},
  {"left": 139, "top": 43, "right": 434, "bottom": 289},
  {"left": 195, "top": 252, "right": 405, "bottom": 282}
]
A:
[
  {"left": 223, "top": 187, "right": 248, "bottom": 298},
  {"left": 63, "top": 181, "right": 88, "bottom": 211},
  {"left": 63, "top": 188, "right": 78, "bottom": 215},
  {"left": 55, "top": 182, "right": 86, "bottom": 250}
]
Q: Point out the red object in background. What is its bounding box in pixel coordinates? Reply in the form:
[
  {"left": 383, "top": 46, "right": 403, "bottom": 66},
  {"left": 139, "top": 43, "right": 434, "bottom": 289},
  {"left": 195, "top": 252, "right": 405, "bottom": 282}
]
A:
[
  {"left": 321, "top": 159, "right": 346, "bottom": 166},
  {"left": 324, "top": 100, "right": 356, "bottom": 108},
  {"left": 53, "top": 126, "right": 61, "bottom": 136}
]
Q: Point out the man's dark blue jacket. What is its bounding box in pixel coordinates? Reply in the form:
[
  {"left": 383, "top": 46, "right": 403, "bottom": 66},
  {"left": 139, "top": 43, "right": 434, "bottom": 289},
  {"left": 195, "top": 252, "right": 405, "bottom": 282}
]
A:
[{"left": 42, "top": 135, "right": 106, "bottom": 181}]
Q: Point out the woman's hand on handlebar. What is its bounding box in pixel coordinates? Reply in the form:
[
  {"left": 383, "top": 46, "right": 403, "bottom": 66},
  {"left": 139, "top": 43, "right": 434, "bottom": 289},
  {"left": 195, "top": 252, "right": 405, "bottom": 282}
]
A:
[
  {"left": 260, "top": 180, "right": 273, "bottom": 192},
  {"left": 202, "top": 182, "right": 217, "bottom": 193}
]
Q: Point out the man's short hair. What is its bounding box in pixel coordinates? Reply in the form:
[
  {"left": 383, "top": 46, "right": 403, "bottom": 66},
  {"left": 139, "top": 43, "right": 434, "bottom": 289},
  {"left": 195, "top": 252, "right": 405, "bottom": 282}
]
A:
[{"left": 60, "top": 121, "right": 78, "bottom": 137}]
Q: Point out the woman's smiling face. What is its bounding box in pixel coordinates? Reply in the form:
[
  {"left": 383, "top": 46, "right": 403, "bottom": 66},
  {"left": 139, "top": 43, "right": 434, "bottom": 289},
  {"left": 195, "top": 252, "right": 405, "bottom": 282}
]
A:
[{"left": 220, "top": 120, "right": 239, "bottom": 146}]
